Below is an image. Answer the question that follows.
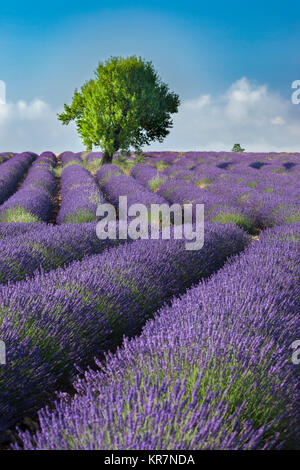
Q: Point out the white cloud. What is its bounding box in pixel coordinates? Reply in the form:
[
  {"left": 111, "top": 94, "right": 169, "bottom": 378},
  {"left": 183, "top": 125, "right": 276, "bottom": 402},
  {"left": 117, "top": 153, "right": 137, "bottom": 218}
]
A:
[
  {"left": 0, "top": 82, "right": 6, "bottom": 105},
  {"left": 151, "top": 77, "right": 300, "bottom": 152},
  {"left": 0, "top": 78, "right": 300, "bottom": 153},
  {"left": 0, "top": 99, "right": 81, "bottom": 153},
  {"left": 185, "top": 94, "right": 211, "bottom": 109},
  {"left": 270, "top": 116, "right": 285, "bottom": 125}
]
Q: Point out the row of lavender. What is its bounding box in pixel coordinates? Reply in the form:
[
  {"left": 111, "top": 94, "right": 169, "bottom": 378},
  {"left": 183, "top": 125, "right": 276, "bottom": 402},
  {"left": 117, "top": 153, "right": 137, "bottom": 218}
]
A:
[
  {"left": 0, "top": 156, "right": 209, "bottom": 285},
  {"left": 0, "top": 150, "right": 298, "bottom": 450},
  {"left": 2, "top": 150, "right": 298, "bottom": 227},
  {"left": 96, "top": 164, "right": 168, "bottom": 211},
  {"left": 142, "top": 150, "right": 300, "bottom": 170},
  {"left": 0, "top": 152, "right": 36, "bottom": 206},
  {"left": 0, "top": 223, "right": 127, "bottom": 284},
  {"left": 15, "top": 223, "right": 300, "bottom": 450},
  {"left": 56, "top": 150, "right": 299, "bottom": 230},
  {"left": 0, "top": 150, "right": 107, "bottom": 225},
  {"left": 0, "top": 222, "right": 46, "bottom": 240},
  {"left": 0, "top": 223, "right": 249, "bottom": 436},
  {"left": 0, "top": 152, "right": 57, "bottom": 223},
  {"left": 0, "top": 152, "right": 14, "bottom": 164},
  {"left": 57, "top": 163, "right": 105, "bottom": 224},
  {"left": 129, "top": 152, "right": 300, "bottom": 232}
]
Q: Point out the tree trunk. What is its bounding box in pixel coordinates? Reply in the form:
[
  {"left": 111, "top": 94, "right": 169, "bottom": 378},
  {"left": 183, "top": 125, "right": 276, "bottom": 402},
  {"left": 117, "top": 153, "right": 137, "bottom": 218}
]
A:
[{"left": 101, "top": 150, "right": 113, "bottom": 165}]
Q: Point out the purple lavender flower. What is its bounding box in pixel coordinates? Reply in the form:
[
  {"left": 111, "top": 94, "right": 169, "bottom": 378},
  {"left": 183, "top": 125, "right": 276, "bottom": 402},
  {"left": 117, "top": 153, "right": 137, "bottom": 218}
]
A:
[
  {"left": 0, "top": 152, "right": 56, "bottom": 222},
  {"left": 0, "top": 222, "right": 127, "bottom": 284},
  {"left": 0, "top": 152, "right": 36, "bottom": 205},
  {"left": 0, "top": 223, "right": 249, "bottom": 435},
  {"left": 96, "top": 164, "right": 124, "bottom": 187},
  {"left": 57, "top": 165, "right": 106, "bottom": 224},
  {"left": 0, "top": 222, "right": 46, "bottom": 240},
  {"left": 14, "top": 223, "right": 300, "bottom": 450},
  {"left": 58, "top": 151, "right": 83, "bottom": 166}
]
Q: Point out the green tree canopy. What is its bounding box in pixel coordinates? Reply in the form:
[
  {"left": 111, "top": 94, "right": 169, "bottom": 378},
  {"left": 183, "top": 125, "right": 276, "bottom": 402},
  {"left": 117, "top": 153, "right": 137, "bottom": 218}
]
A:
[
  {"left": 232, "top": 143, "right": 245, "bottom": 153},
  {"left": 58, "top": 56, "right": 180, "bottom": 163}
]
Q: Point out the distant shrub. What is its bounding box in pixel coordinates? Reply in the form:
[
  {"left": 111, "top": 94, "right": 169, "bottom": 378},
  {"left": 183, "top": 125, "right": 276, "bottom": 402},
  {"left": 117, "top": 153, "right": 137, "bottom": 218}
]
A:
[{"left": 232, "top": 143, "right": 245, "bottom": 152}]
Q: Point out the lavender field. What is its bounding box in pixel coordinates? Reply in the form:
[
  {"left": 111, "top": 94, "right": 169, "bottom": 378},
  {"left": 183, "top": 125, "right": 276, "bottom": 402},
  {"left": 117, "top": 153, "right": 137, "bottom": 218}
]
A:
[{"left": 0, "top": 150, "right": 299, "bottom": 450}]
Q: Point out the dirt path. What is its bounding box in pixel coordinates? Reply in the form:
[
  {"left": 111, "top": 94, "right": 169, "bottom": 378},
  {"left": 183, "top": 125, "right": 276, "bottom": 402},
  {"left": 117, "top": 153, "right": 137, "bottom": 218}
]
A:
[{"left": 49, "top": 156, "right": 62, "bottom": 225}]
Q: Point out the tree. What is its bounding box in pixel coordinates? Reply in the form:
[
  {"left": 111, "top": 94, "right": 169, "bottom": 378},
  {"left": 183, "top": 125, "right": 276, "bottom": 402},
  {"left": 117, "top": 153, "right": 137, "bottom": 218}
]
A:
[
  {"left": 232, "top": 143, "right": 245, "bottom": 153},
  {"left": 58, "top": 56, "right": 180, "bottom": 164}
]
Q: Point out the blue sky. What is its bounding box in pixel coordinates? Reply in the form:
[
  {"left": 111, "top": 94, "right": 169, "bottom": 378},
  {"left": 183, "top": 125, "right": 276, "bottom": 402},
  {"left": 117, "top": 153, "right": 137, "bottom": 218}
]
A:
[{"left": 1, "top": 0, "right": 300, "bottom": 152}]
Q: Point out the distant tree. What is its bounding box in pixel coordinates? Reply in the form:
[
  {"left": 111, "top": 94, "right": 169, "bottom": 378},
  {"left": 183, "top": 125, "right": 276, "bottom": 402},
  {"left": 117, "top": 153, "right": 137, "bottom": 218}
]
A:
[
  {"left": 232, "top": 143, "right": 245, "bottom": 153},
  {"left": 58, "top": 56, "right": 180, "bottom": 164}
]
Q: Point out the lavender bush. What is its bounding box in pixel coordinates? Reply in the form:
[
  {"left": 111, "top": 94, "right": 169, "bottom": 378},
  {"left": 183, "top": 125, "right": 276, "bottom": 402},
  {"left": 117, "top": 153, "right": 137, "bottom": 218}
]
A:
[
  {"left": 0, "top": 152, "right": 36, "bottom": 205},
  {"left": 130, "top": 164, "right": 167, "bottom": 191},
  {"left": 0, "top": 223, "right": 249, "bottom": 435},
  {"left": 0, "top": 149, "right": 299, "bottom": 450},
  {"left": 0, "top": 222, "right": 127, "bottom": 284},
  {"left": 14, "top": 224, "right": 299, "bottom": 450},
  {"left": 57, "top": 164, "right": 105, "bottom": 224},
  {"left": 96, "top": 164, "right": 124, "bottom": 187},
  {"left": 0, "top": 152, "right": 14, "bottom": 164},
  {"left": 0, "top": 222, "right": 47, "bottom": 240},
  {"left": 0, "top": 152, "right": 56, "bottom": 222},
  {"left": 59, "top": 151, "right": 83, "bottom": 166},
  {"left": 96, "top": 168, "right": 168, "bottom": 214}
]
